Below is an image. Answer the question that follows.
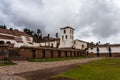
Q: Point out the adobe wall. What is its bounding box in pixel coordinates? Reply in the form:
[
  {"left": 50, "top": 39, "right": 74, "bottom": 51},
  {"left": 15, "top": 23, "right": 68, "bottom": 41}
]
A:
[
  {"left": 87, "top": 52, "right": 120, "bottom": 58},
  {"left": 0, "top": 45, "right": 9, "bottom": 60},
  {"left": 19, "top": 47, "right": 83, "bottom": 60}
]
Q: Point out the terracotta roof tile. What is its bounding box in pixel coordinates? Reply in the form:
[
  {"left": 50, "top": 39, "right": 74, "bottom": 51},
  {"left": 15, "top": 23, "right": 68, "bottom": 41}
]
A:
[
  {"left": 0, "top": 28, "right": 31, "bottom": 37},
  {"left": 0, "top": 34, "right": 15, "bottom": 40}
]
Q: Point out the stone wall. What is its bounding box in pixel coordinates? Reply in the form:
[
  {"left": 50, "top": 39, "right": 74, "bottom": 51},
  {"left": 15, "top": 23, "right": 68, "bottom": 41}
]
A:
[
  {"left": 87, "top": 52, "right": 120, "bottom": 58},
  {"left": 0, "top": 45, "right": 9, "bottom": 60},
  {"left": 19, "top": 47, "right": 83, "bottom": 60}
]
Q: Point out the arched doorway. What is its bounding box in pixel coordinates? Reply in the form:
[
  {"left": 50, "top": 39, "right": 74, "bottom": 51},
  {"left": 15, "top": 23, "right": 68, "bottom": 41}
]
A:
[
  {"left": 96, "top": 47, "right": 99, "bottom": 57},
  {"left": 70, "top": 52, "right": 72, "bottom": 57},
  {"left": 65, "top": 51, "right": 67, "bottom": 57},
  {"left": 0, "top": 41, "right": 5, "bottom": 44},
  {"left": 6, "top": 41, "right": 11, "bottom": 45},
  {"left": 108, "top": 47, "right": 112, "bottom": 57},
  {"left": 42, "top": 50, "right": 45, "bottom": 58},
  {"left": 58, "top": 51, "right": 61, "bottom": 57},
  {"left": 31, "top": 50, "right": 36, "bottom": 59},
  {"left": 51, "top": 51, "right": 53, "bottom": 58}
]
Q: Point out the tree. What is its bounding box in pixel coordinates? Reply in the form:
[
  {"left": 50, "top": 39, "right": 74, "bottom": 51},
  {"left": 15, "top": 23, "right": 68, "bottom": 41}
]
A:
[
  {"left": 24, "top": 28, "right": 28, "bottom": 33},
  {"left": 56, "top": 33, "right": 58, "bottom": 38},
  {"left": 0, "top": 25, "right": 7, "bottom": 29},
  {"left": 9, "top": 28, "right": 13, "bottom": 30},
  {"left": 23, "top": 28, "right": 43, "bottom": 42},
  {"left": 24, "top": 28, "right": 34, "bottom": 36},
  {"left": 37, "top": 29, "right": 41, "bottom": 36},
  {"left": 48, "top": 34, "right": 50, "bottom": 39},
  {"left": 3, "top": 25, "right": 7, "bottom": 29}
]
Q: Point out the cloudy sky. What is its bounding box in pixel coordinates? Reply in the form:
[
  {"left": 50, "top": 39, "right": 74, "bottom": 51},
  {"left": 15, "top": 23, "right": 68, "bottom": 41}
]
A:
[{"left": 0, "top": 0, "right": 120, "bottom": 43}]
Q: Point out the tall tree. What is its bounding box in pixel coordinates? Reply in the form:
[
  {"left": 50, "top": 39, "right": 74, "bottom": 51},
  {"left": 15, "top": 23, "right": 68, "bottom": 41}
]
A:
[
  {"left": 48, "top": 34, "right": 50, "bottom": 39},
  {"left": 56, "top": 33, "right": 58, "bottom": 38},
  {"left": 9, "top": 28, "right": 13, "bottom": 30},
  {"left": 23, "top": 28, "right": 43, "bottom": 42},
  {"left": 3, "top": 25, "right": 7, "bottom": 29},
  {"left": 37, "top": 29, "right": 41, "bottom": 36},
  {"left": 0, "top": 25, "right": 7, "bottom": 29}
]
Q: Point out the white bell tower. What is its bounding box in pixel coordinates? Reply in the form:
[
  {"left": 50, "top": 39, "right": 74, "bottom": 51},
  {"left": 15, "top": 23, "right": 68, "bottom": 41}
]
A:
[{"left": 59, "top": 26, "right": 74, "bottom": 48}]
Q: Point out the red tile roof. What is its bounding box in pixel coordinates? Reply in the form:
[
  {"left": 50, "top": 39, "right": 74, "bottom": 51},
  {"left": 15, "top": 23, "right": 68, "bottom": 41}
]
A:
[
  {"left": 0, "top": 28, "right": 31, "bottom": 37},
  {"left": 0, "top": 34, "right": 15, "bottom": 40}
]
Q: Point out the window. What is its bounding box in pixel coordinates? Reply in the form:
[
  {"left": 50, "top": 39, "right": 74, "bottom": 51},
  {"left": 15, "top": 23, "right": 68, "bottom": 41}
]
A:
[
  {"left": 64, "top": 29, "right": 66, "bottom": 34},
  {"left": 72, "top": 31, "right": 73, "bottom": 34},
  {"left": 58, "top": 51, "right": 61, "bottom": 57},
  {"left": 62, "top": 35, "right": 64, "bottom": 40},
  {"left": 97, "top": 47, "right": 99, "bottom": 52},
  {"left": 51, "top": 43, "right": 53, "bottom": 47},
  {"left": 82, "top": 44, "right": 84, "bottom": 48},
  {"left": 108, "top": 47, "right": 111, "bottom": 51},
  {"left": 51, "top": 51, "right": 53, "bottom": 58},
  {"left": 66, "top": 35, "right": 67, "bottom": 39},
  {"left": 70, "top": 30, "right": 72, "bottom": 34}
]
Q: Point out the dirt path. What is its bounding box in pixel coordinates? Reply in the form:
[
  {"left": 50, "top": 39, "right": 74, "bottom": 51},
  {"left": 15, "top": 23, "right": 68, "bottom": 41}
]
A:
[
  {"left": 0, "top": 58, "right": 102, "bottom": 80},
  {"left": 16, "top": 64, "right": 76, "bottom": 80}
]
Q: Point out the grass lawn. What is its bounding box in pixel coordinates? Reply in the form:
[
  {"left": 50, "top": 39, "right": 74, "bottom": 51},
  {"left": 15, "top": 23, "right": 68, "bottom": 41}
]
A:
[
  {"left": 0, "top": 60, "right": 16, "bottom": 66},
  {"left": 52, "top": 59, "right": 120, "bottom": 80},
  {"left": 29, "top": 56, "right": 86, "bottom": 62}
]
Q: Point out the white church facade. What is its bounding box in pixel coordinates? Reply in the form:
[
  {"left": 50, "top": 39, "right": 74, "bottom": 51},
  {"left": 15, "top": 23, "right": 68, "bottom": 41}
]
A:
[{"left": 59, "top": 26, "right": 88, "bottom": 50}]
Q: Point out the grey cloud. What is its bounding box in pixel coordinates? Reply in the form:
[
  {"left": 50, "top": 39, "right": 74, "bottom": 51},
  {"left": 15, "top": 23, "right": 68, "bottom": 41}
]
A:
[
  {"left": 0, "top": 0, "right": 120, "bottom": 42},
  {"left": 77, "top": 0, "right": 120, "bottom": 38}
]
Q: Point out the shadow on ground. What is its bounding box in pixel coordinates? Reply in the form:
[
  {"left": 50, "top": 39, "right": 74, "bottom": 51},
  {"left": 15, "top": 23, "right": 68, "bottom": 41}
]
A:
[{"left": 16, "top": 64, "right": 76, "bottom": 80}]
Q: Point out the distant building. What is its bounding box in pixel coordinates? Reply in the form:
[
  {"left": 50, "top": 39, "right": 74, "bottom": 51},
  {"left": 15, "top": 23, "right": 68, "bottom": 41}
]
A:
[{"left": 88, "top": 44, "right": 120, "bottom": 57}]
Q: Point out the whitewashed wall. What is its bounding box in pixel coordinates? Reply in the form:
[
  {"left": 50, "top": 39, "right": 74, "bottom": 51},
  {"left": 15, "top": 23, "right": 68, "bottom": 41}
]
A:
[
  {"left": 111, "top": 46, "right": 120, "bottom": 53},
  {"left": 59, "top": 28, "right": 74, "bottom": 48},
  {"left": 74, "top": 40, "right": 87, "bottom": 50},
  {"left": 40, "top": 41, "right": 58, "bottom": 48},
  {"left": 88, "top": 46, "right": 120, "bottom": 53},
  {"left": 33, "top": 43, "right": 40, "bottom": 47}
]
